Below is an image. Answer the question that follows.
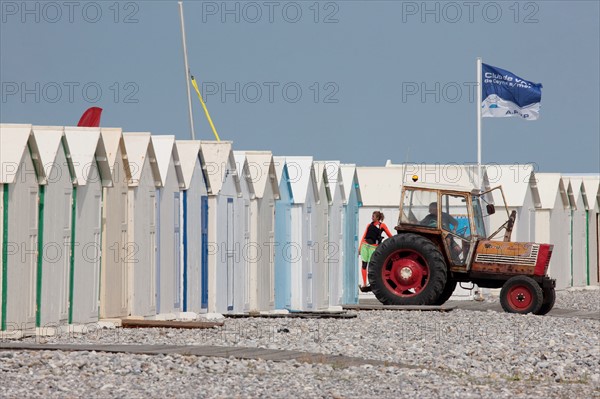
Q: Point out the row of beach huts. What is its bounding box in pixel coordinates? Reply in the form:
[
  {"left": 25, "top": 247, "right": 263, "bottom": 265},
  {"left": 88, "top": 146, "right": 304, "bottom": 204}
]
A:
[{"left": 0, "top": 124, "right": 599, "bottom": 332}]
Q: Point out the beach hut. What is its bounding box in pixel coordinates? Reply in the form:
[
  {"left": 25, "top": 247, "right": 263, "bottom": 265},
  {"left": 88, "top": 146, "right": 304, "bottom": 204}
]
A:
[
  {"left": 62, "top": 127, "right": 111, "bottom": 324},
  {"left": 340, "top": 164, "right": 361, "bottom": 305},
  {"left": 273, "top": 157, "right": 294, "bottom": 310},
  {"left": 356, "top": 166, "right": 404, "bottom": 237},
  {"left": 152, "top": 135, "right": 185, "bottom": 317},
  {"left": 99, "top": 127, "right": 131, "bottom": 319},
  {"left": 285, "top": 156, "right": 322, "bottom": 310},
  {"left": 122, "top": 133, "right": 161, "bottom": 318},
  {"left": 31, "top": 126, "right": 74, "bottom": 328},
  {"left": 232, "top": 151, "right": 252, "bottom": 313},
  {"left": 582, "top": 178, "right": 600, "bottom": 285},
  {"left": 199, "top": 141, "right": 242, "bottom": 313},
  {"left": 315, "top": 161, "right": 346, "bottom": 307},
  {"left": 483, "top": 164, "right": 535, "bottom": 243},
  {"left": 566, "top": 178, "right": 588, "bottom": 287},
  {"left": 530, "top": 174, "right": 571, "bottom": 289},
  {"left": 176, "top": 140, "right": 208, "bottom": 314},
  {"left": 243, "top": 151, "right": 280, "bottom": 311},
  {"left": 0, "top": 124, "right": 44, "bottom": 332}
]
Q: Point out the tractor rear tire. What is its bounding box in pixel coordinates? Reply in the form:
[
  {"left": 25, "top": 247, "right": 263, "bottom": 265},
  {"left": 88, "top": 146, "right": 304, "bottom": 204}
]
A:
[
  {"left": 500, "top": 275, "right": 543, "bottom": 314},
  {"left": 434, "top": 278, "right": 457, "bottom": 305},
  {"left": 534, "top": 286, "right": 556, "bottom": 315},
  {"left": 368, "top": 233, "right": 447, "bottom": 306}
]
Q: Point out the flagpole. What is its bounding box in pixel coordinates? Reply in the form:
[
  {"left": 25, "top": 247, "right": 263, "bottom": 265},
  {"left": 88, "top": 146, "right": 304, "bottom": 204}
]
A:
[
  {"left": 476, "top": 57, "right": 482, "bottom": 191},
  {"left": 178, "top": 1, "right": 195, "bottom": 140}
]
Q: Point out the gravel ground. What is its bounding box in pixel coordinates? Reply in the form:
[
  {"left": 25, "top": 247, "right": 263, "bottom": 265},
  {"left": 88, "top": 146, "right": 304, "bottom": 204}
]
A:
[{"left": 1, "top": 290, "right": 598, "bottom": 398}]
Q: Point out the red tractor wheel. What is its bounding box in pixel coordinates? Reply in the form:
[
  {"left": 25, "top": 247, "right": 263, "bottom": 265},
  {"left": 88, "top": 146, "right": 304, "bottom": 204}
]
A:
[
  {"left": 500, "top": 275, "right": 543, "bottom": 314},
  {"left": 368, "top": 234, "right": 447, "bottom": 306},
  {"left": 534, "top": 286, "right": 556, "bottom": 315}
]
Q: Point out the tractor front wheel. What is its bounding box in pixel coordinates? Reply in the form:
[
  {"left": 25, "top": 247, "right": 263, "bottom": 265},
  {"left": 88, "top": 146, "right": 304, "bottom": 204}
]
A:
[
  {"left": 500, "top": 275, "right": 543, "bottom": 314},
  {"left": 368, "top": 234, "right": 447, "bottom": 306}
]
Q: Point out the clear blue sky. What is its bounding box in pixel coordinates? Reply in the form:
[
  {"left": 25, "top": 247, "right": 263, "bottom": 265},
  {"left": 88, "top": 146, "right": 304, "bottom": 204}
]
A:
[{"left": 1, "top": 0, "right": 599, "bottom": 172}]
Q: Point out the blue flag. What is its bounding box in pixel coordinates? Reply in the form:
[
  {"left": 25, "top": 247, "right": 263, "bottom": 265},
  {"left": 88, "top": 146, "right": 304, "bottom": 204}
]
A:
[{"left": 482, "top": 63, "right": 542, "bottom": 120}]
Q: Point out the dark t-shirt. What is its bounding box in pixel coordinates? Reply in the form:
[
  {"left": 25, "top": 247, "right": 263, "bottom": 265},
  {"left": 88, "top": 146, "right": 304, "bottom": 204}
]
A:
[{"left": 421, "top": 213, "right": 458, "bottom": 230}]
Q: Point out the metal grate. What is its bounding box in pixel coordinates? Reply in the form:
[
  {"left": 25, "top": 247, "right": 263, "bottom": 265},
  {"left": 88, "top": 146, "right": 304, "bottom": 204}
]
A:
[{"left": 475, "top": 245, "right": 539, "bottom": 266}]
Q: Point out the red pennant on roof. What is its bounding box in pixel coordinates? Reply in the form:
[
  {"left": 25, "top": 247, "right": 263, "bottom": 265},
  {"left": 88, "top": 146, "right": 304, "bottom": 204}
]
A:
[{"left": 77, "top": 107, "right": 103, "bottom": 127}]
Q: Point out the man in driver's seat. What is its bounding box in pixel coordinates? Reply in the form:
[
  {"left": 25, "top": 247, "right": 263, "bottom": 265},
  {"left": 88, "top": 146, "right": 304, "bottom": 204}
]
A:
[{"left": 421, "top": 202, "right": 463, "bottom": 263}]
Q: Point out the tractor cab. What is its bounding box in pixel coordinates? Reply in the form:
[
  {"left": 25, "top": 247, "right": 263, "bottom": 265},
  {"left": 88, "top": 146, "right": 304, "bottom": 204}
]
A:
[{"left": 396, "top": 183, "right": 505, "bottom": 269}]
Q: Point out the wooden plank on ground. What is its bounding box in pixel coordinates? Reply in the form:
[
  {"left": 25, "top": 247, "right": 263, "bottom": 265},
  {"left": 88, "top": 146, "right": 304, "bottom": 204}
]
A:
[
  {"left": 224, "top": 312, "right": 356, "bottom": 319},
  {"left": 120, "top": 319, "right": 223, "bottom": 329},
  {"left": 343, "top": 304, "right": 455, "bottom": 312}
]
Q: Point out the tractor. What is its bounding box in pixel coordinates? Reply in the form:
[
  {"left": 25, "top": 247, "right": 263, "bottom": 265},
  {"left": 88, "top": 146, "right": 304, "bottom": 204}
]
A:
[{"left": 368, "top": 183, "right": 556, "bottom": 314}]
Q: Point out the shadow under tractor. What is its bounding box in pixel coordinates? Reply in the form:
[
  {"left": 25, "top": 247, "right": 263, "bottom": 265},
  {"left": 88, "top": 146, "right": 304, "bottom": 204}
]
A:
[{"left": 368, "top": 183, "right": 556, "bottom": 315}]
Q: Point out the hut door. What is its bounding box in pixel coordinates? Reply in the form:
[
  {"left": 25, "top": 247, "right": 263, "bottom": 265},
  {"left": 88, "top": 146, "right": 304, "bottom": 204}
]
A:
[
  {"left": 306, "top": 204, "right": 313, "bottom": 308},
  {"left": 244, "top": 201, "right": 250, "bottom": 309},
  {"left": 120, "top": 188, "right": 128, "bottom": 315},
  {"left": 269, "top": 200, "right": 275, "bottom": 306},
  {"left": 149, "top": 191, "right": 157, "bottom": 311},
  {"left": 226, "top": 198, "right": 234, "bottom": 311},
  {"left": 90, "top": 190, "right": 102, "bottom": 318},
  {"left": 155, "top": 189, "right": 161, "bottom": 313},
  {"left": 174, "top": 192, "right": 181, "bottom": 309},
  {"left": 597, "top": 214, "right": 599, "bottom": 283},
  {"left": 321, "top": 207, "right": 329, "bottom": 307},
  {"left": 60, "top": 189, "right": 72, "bottom": 321},
  {"left": 200, "top": 196, "right": 209, "bottom": 309},
  {"left": 27, "top": 188, "right": 38, "bottom": 323}
]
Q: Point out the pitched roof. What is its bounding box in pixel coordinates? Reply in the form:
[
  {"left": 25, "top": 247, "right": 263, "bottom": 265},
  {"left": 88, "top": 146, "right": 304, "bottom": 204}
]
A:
[
  {"left": 273, "top": 156, "right": 286, "bottom": 186},
  {"left": 340, "top": 164, "right": 362, "bottom": 205},
  {"left": 285, "top": 156, "right": 319, "bottom": 205},
  {"left": 582, "top": 177, "right": 600, "bottom": 210},
  {"left": 63, "top": 126, "right": 112, "bottom": 186},
  {"left": 152, "top": 135, "right": 184, "bottom": 188},
  {"left": 0, "top": 124, "right": 42, "bottom": 184},
  {"left": 199, "top": 141, "right": 240, "bottom": 195},
  {"left": 176, "top": 140, "right": 202, "bottom": 190},
  {"left": 245, "top": 151, "right": 280, "bottom": 199},
  {"left": 123, "top": 133, "right": 161, "bottom": 187},
  {"left": 32, "top": 125, "right": 65, "bottom": 181},
  {"left": 314, "top": 161, "right": 346, "bottom": 204},
  {"left": 531, "top": 173, "right": 564, "bottom": 209}
]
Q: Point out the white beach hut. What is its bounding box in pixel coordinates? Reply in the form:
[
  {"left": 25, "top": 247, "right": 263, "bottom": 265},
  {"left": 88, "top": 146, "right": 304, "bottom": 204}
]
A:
[
  {"left": 99, "top": 127, "right": 131, "bottom": 319},
  {"left": 567, "top": 178, "right": 588, "bottom": 287},
  {"left": 483, "top": 164, "right": 535, "bottom": 243},
  {"left": 122, "top": 133, "right": 161, "bottom": 318},
  {"left": 530, "top": 174, "right": 571, "bottom": 289},
  {"left": 285, "top": 156, "right": 323, "bottom": 310},
  {"left": 273, "top": 157, "right": 294, "bottom": 310},
  {"left": 32, "top": 126, "right": 73, "bottom": 328},
  {"left": 152, "top": 135, "right": 185, "bottom": 317},
  {"left": 0, "top": 124, "right": 44, "bottom": 332},
  {"left": 200, "top": 141, "right": 242, "bottom": 313},
  {"left": 315, "top": 161, "right": 346, "bottom": 307},
  {"left": 243, "top": 151, "right": 280, "bottom": 311},
  {"left": 340, "top": 164, "right": 362, "bottom": 305},
  {"left": 232, "top": 151, "right": 252, "bottom": 313},
  {"left": 63, "top": 127, "right": 111, "bottom": 324},
  {"left": 176, "top": 140, "right": 208, "bottom": 314},
  {"left": 582, "top": 178, "right": 600, "bottom": 285},
  {"left": 356, "top": 166, "right": 404, "bottom": 237}
]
